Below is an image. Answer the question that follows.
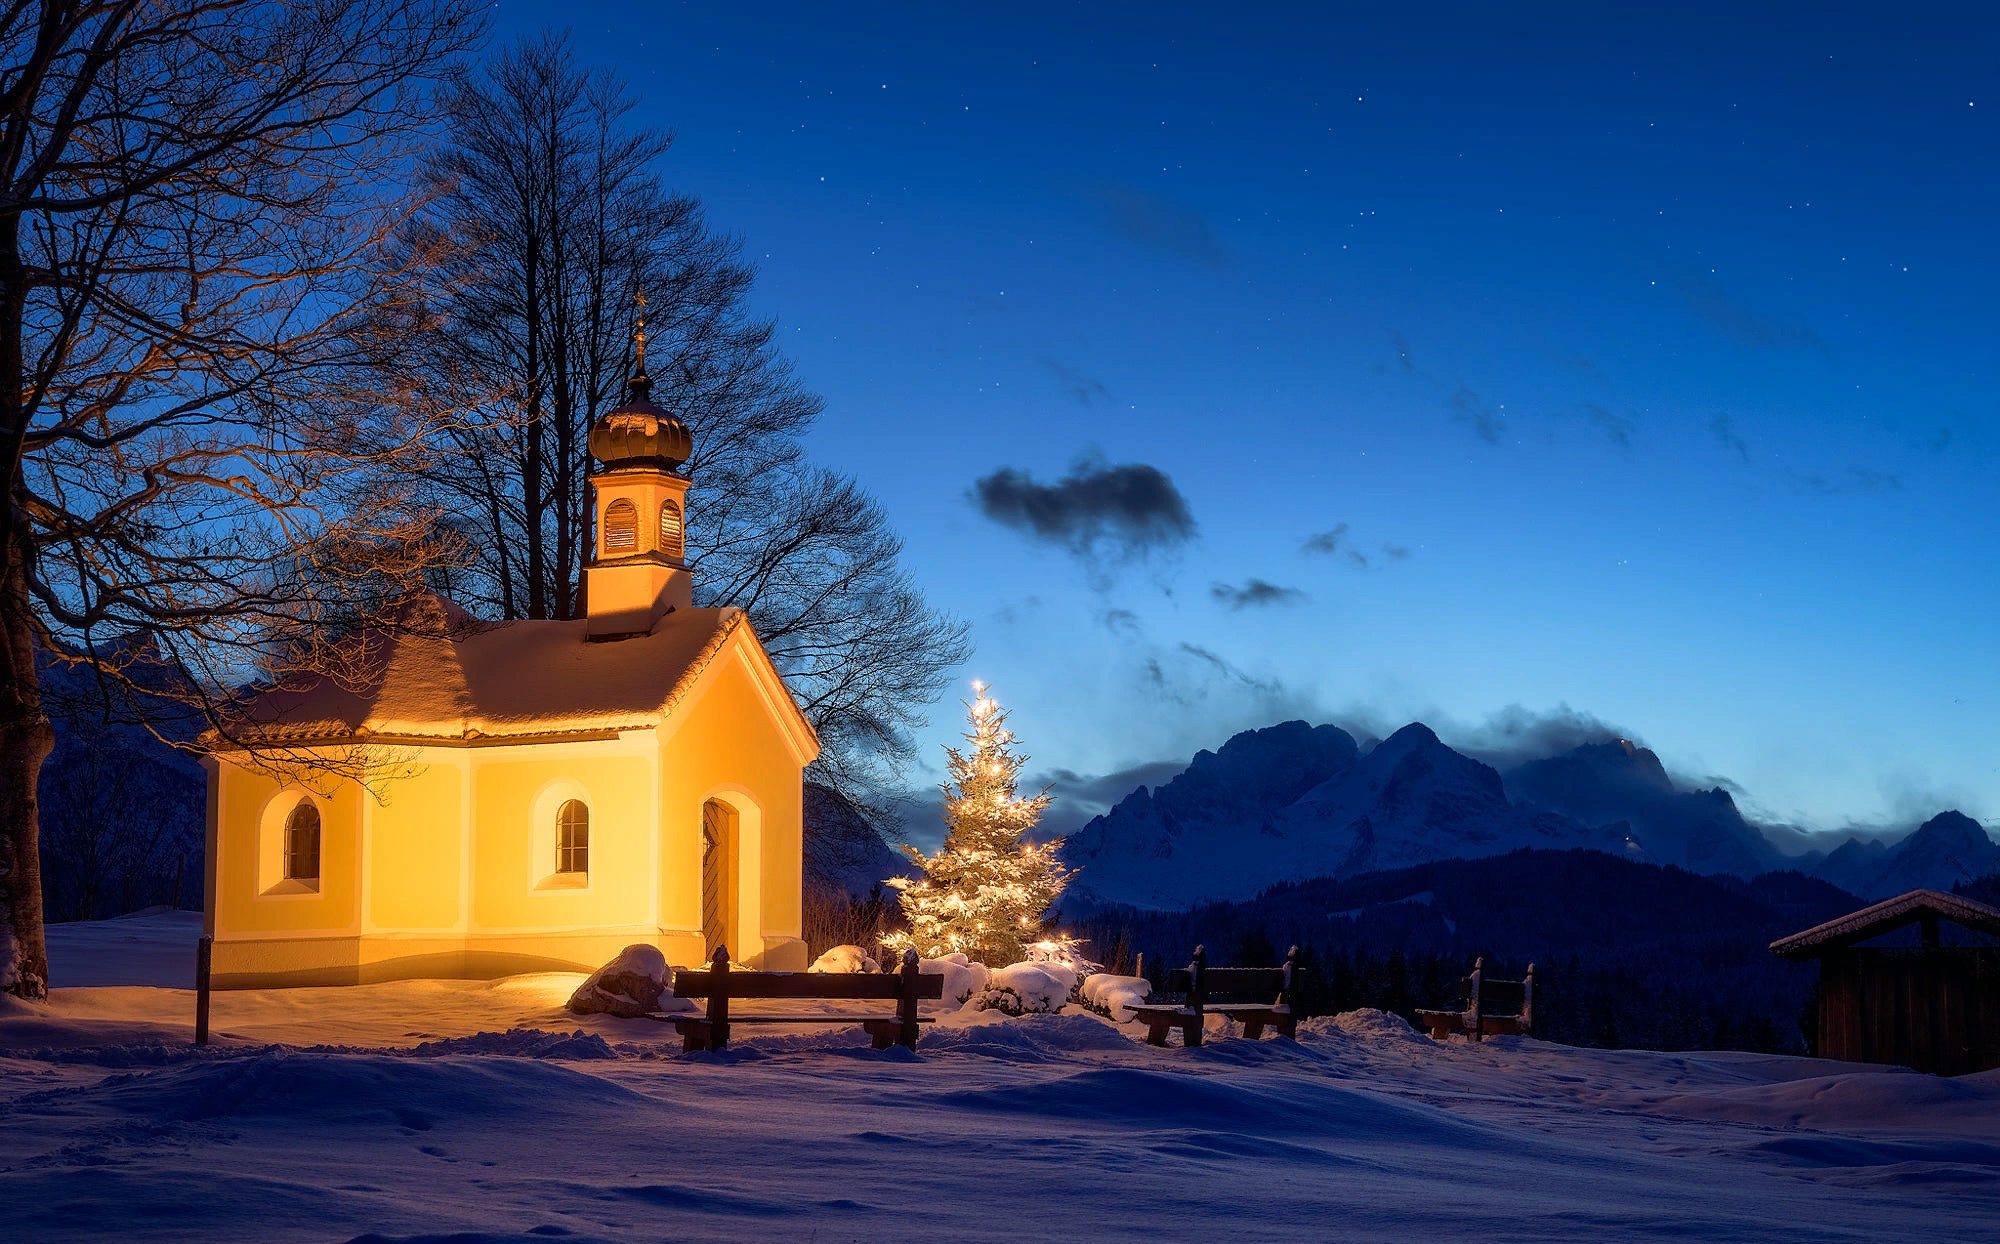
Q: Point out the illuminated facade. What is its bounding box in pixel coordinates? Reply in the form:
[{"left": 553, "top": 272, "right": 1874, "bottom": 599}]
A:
[{"left": 202, "top": 345, "right": 816, "bottom": 987}]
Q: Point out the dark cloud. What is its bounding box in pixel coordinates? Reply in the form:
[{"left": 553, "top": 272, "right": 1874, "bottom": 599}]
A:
[
  {"left": 972, "top": 455, "right": 1197, "bottom": 561},
  {"left": 1711, "top": 414, "right": 1750, "bottom": 461},
  {"left": 1435, "top": 702, "right": 1638, "bottom": 772},
  {"left": 1928, "top": 426, "right": 1954, "bottom": 454},
  {"left": 1381, "top": 543, "right": 1412, "bottom": 561},
  {"left": 1668, "top": 266, "right": 1824, "bottom": 351},
  {"left": 1210, "top": 578, "right": 1307, "bottom": 610},
  {"left": 1031, "top": 759, "right": 1193, "bottom": 837},
  {"left": 1083, "top": 181, "right": 1227, "bottom": 267},
  {"left": 1301, "top": 523, "right": 1350, "bottom": 556},
  {"left": 1042, "top": 357, "right": 1111, "bottom": 406},
  {"left": 1581, "top": 403, "right": 1635, "bottom": 447}
]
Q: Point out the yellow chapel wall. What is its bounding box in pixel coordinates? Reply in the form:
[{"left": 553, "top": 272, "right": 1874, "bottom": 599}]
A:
[
  {"left": 466, "top": 737, "right": 659, "bottom": 974},
  {"left": 367, "top": 757, "right": 461, "bottom": 932},
  {"left": 206, "top": 757, "right": 369, "bottom": 984},
  {"left": 657, "top": 636, "right": 807, "bottom": 971}
]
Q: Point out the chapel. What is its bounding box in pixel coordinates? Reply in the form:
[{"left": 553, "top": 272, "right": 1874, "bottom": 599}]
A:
[{"left": 200, "top": 333, "right": 817, "bottom": 987}]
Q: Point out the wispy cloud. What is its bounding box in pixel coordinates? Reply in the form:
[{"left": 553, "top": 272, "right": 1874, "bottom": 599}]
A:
[
  {"left": 1581, "top": 404, "right": 1635, "bottom": 447},
  {"left": 1210, "top": 578, "right": 1307, "bottom": 610},
  {"left": 1449, "top": 384, "right": 1505, "bottom": 445},
  {"left": 1392, "top": 332, "right": 1635, "bottom": 448},
  {"left": 1667, "top": 266, "right": 1823, "bottom": 351},
  {"left": 1097, "top": 607, "right": 1142, "bottom": 636},
  {"left": 1042, "top": 357, "right": 1111, "bottom": 406},
  {"left": 1081, "top": 180, "right": 1228, "bottom": 267},
  {"left": 1795, "top": 466, "right": 1904, "bottom": 496},
  {"left": 1301, "top": 523, "right": 1408, "bottom": 570},
  {"left": 1711, "top": 414, "right": 1750, "bottom": 461}
]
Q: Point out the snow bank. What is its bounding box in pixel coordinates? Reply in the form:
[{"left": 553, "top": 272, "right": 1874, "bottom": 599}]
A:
[
  {"left": 919, "top": 1011, "right": 1135, "bottom": 1061},
  {"left": 405, "top": 1028, "right": 620, "bottom": 1060},
  {"left": 808, "top": 945, "right": 880, "bottom": 974},
  {"left": 1079, "top": 972, "right": 1151, "bottom": 1021},
  {"left": 1640, "top": 1069, "right": 2000, "bottom": 1132},
  {"left": 918, "top": 954, "right": 989, "bottom": 1006},
  {"left": 972, "top": 962, "right": 1079, "bottom": 1015},
  {"left": 1299, "top": 1008, "right": 1433, "bottom": 1047},
  {"left": 81, "top": 1048, "right": 645, "bottom": 1127}
]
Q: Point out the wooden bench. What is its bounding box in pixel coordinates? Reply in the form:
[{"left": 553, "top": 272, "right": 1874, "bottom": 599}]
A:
[
  {"left": 1127, "top": 944, "right": 1301, "bottom": 1048},
  {"left": 1416, "top": 957, "right": 1534, "bottom": 1042},
  {"left": 662, "top": 944, "right": 944, "bottom": 1054}
]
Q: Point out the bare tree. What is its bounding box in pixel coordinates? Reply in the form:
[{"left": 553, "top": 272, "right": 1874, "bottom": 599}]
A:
[
  {"left": 409, "top": 33, "right": 967, "bottom": 799},
  {"left": 0, "top": 0, "right": 486, "bottom": 999}
]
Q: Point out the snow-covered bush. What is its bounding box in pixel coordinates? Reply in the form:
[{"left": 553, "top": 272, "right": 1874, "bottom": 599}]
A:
[
  {"left": 1079, "top": 973, "right": 1152, "bottom": 1022},
  {"left": 1022, "top": 937, "right": 1102, "bottom": 979},
  {"left": 919, "top": 953, "right": 989, "bottom": 1006},
  {"left": 808, "top": 945, "right": 880, "bottom": 974},
  {"left": 971, "top": 961, "right": 1078, "bottom": 1015}
]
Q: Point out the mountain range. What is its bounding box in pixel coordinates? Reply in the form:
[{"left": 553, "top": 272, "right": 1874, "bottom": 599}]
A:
[{"left": 1057, "top": 720, "right": 1999, "bottom": 911}]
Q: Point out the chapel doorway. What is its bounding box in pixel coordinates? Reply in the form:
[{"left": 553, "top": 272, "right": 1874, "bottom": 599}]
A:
[{"left": 700, "top": 799, "right": 737, "bottom": 960}]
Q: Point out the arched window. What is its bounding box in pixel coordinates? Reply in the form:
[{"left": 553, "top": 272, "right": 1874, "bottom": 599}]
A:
[
  {"left": 284, "top": 801, "right": 321, "bottom": 882},
  {"left": 556, "top": 800, "right": 589, "bottom": 875},
  {"left": 603, "top": 499, "right": 638, "bottom": 554},
  {"left": 659, "top": 499, "right": 684, "bottom": 557}
]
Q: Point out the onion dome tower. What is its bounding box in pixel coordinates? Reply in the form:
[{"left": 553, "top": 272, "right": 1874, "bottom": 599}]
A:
[{"left": 584, "top": 296, "right": 695, "bottom": 639}]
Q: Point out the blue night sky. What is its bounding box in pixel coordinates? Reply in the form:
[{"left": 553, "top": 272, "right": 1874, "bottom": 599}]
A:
[{"left": 500, "top": 2, "right": 1997, "bottom": 838}]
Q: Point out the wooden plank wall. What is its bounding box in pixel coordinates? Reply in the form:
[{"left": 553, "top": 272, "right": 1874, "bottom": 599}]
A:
[{"left": 1819, "top": 948, "right": 2000, "bottom": 1075}]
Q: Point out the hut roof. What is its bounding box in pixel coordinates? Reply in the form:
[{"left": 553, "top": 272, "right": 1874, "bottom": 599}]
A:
[{"left": 1769, "top": 889, "right": 2000, "bottom": 960}]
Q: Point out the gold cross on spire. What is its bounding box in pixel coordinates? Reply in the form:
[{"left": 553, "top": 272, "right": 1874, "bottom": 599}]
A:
[{"left": 633, "top": 289, "right": 649, "bottom": 376}]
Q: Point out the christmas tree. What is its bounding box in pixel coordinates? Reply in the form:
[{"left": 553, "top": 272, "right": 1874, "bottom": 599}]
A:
[{"left": 884, "top": 682, "right": 1070, "bottom": 968}]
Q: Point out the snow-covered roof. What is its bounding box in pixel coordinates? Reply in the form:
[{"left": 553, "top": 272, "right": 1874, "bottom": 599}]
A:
[
  {"left": 210, "top": 596, "right": 792, "bottom": 746},
  {"left": 1768, "top": 889, "right": 2000, "bottom": 959}
]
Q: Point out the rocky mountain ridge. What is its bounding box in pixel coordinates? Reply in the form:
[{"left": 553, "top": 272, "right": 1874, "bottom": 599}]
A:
[{"left": 1060, "top": 719, "right": 1997, "bottom": 911}]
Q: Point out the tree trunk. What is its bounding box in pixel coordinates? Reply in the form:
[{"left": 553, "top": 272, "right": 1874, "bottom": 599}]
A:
[
  {"left": 1, "top": 536, "right": 53, "bottom": 1000},
  {"left": 1, "top": 191, "right": 51, "bottom": 998}
]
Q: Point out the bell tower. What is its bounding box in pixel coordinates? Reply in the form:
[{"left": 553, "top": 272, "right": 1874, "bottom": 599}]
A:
[{"left": 585, "top": 298, "right": 694, "bottom": 639}]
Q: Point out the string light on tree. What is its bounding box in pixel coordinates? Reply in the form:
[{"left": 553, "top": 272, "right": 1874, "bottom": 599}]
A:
[{"left": 883, "top": 681, "right": 1072, "bottom": 968}]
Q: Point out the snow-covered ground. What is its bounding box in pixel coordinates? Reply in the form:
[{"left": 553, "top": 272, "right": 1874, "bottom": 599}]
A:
[{"left": 3, "top": 913, "right": 1996, "bottom": 1242}]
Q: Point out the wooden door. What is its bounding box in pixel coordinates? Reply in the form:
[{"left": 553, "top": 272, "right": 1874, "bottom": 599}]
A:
[{"left": 701, "top": 800, "right": 734, "bottom": 961}]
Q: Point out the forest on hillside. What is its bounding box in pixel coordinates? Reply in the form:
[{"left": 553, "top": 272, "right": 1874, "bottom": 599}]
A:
[{"left": 1067, "top": 849, "right": 1966, "bottom": 1054}]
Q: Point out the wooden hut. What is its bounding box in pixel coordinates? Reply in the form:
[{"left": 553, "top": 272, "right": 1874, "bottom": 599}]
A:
[{"left": 1770, "top": 889, "right": 2000, "bottom": 1075}]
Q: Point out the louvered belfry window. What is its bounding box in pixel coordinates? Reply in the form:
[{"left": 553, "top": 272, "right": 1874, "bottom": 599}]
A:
[
  {"left": 603, "top": 499, "right": 638, "bottom": 554},
  {"left": 557, "top": 800, "right": 590, "bottom": 875},
  {"left": 659, "top": 499, "right": 684, "bottom": 557}
]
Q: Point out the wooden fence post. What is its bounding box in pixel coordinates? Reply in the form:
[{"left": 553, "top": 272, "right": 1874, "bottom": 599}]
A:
[
  {"left": 898, "top": 949, "right": 921, "bottom": 1049},
  {"left": 1469, "top": 956, "right": 1485, "bottom": 1043},
  {"left": 1186, "top": 944, "right": 1208, "bottom": 1048},
  {"left": 708, "top": 944, "right": 731, "bottom": 1050},
  {"left": 194, "top": 935, "right": 213, "bottom": 1047}
]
